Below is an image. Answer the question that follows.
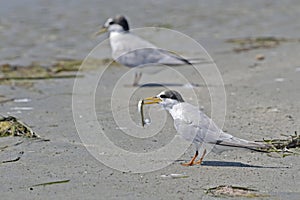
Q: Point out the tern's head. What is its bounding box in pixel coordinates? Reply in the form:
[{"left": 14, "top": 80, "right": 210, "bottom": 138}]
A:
[
  {"left": 143, "top": 90, "right": 184, "bottom": 110},
  {"left": 96, "top": 15, "right": 129, "bottom": 35}
]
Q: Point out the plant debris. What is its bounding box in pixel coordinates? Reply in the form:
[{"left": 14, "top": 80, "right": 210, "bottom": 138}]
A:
[
  {"left": 0, "top": 95, "right": 14, "bottom": 104},
  {"left": 0, "top": 62, "right": 79, "bottom": 82},
  {"left": 258, "top": 132, "right": 300, "bottom": 157},
  {"left": 226, "top": 37, "right": 299, "bottom": 52},
  {"left": 206, "top": 185, "right": 268, "bottom": 198},
  {"left": 0, "top": 116, "right": 39, "bottom": 138},
  {"left": 0, "top": 58, "right": 113, "bottom": 86},
  {"left": 50, "top": 59, "right": 84, "bottom": 73},
  {"left": 30, "top": 179, "right": 70, "bottom": 187},
  {"left": 1, "top": 151, "right": 24, "bottom": 164},
  {"left": 0, "top": 141, "right": 23, "bottom": 152}
]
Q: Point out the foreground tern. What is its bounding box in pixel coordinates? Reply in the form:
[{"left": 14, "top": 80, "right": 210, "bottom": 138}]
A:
[
  {"left": 97, "top": 15, "right": 203, "bottom": 86},
  {"left": 143, "top": 90, "right": 269, "bottom": 166}
]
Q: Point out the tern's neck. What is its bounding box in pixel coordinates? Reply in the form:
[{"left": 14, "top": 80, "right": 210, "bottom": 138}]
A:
[
  {"left": 161, "top": 101, "right": 180, "bottom": 114},
  {"left": 109, "top": 30, "right": 128, "bottom": 37},
  {"left": 166, "top": 103, "right": 183, "bottom": 120},
  {"left": 109, "top": 31, "right": 128, "bottom": 54}
]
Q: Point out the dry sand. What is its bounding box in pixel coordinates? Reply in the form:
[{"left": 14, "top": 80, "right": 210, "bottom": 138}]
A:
[{"left": 0, "top": 1, "right": 300, "bottom": 199}]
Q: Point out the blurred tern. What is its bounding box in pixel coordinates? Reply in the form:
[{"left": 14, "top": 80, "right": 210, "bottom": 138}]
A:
[
  {"left": 97, "top": 15, "right": 205, "bottom": 86},
  {"left": 143, "top": 90, "right": 269, "bottom": 166}
]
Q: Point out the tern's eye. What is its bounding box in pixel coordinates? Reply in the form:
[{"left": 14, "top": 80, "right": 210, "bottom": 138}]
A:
[
  {"left": 159, "top": 94, "right": 167, "bottom": 98},
  {"left": 109, "top": 21, "right": 114, "bottom": 25}
]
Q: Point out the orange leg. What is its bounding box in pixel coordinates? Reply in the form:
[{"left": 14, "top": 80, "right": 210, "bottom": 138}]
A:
[
  {"left": 195, "top": 149, "right": 207, "bottom": 165},
  {"left": 181, "top": 151, "right": 199, "bottom": 166}
]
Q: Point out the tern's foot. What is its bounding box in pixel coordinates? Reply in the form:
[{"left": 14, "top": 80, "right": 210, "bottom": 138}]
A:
[
  {"left": 181, "top": 151, "right": 199, "bottom": 166},
  {"left": 194, "top": 149, "right": 206, "bottom": 165},
  {"left": 181, "top": 149, "right": 206, "bottom": 166},
  {"left": 194, "top": 159, "right": 204, "bottom": 165},
  {"left": 180, "top": 161, "right": 202, "bottom": 166},
  {"left": 181, "top": 162, "right": 196, "bottom": 167}
]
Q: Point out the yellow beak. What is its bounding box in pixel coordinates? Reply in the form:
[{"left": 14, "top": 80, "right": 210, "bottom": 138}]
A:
[
  {"left": 143, "top": 97, "right": 162, "bottom": 104},
  {"left": 94, "top": 27, "right": 108, "bottom": 36}
]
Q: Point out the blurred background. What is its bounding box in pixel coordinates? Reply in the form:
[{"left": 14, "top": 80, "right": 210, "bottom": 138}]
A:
[{"left": 1, "top": 0, "right": 299, "bottom": 65}]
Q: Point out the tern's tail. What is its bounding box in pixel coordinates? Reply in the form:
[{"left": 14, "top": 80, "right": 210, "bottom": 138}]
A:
[
  {"left": 185, "top": 58, "right": 213, "bottom": 65},
  {"left": 215, "top": 136, "right": 271, "bottom": 152}
]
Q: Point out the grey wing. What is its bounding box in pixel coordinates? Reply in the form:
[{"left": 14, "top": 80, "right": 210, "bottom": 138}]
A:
[
  {"left": 174, "top": 103, "right": 267, "bottom": 151},
  {"left": 173, "top": 104, "right": 221, "bottom": 142},
  {"left": 116, "top": 48, "right": 191, "bottom": 67},
  {"left": 112, "top": 33, "right": 191, "bottom": 67},
  {"left": 173, "top": 103, "right": 232, "bottom": 144}
]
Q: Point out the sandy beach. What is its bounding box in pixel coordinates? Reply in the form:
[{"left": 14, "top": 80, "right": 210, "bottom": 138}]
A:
[{"left": 0, "top": 0, "right": 299, "bottom": 199}]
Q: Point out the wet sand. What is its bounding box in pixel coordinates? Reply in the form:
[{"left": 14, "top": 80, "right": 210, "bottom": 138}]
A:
[{"left": 1, "top": 1, "right": 300, "bottom": 199}]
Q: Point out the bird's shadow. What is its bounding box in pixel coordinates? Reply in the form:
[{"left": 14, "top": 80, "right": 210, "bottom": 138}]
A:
[
  {"left": 124, "top": 83, "right": 205, "bottom": 88},
  {"left": 175, "top": 160, "right": 288, "bottom": 169}
]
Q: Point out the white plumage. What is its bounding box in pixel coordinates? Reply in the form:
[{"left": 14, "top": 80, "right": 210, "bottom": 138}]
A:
[
  {"left": 98, "top": 15, "right": 197, "bottom": 85},
  {"left": 109, "top": 31, "right": 192, "bottom": 67},
  {"left": 143, "top": 90, "right": 268, "bottom": 166}
]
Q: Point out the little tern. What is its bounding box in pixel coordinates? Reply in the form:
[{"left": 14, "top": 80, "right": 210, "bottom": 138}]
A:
[
  {"left": 143, "top": 90, "right": 269, "bottom": 166},
  {"left": 97, "top": 15, "right": 201, "bottom": 86}
]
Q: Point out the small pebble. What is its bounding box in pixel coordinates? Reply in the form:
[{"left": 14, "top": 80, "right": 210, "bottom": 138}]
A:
[
  {"left": 255, "top": 54, "right": 265, "bottom": 60},
  {"left": 161, "top": 174, "right": 189, "bottom": 179},
  {"left": 275, "top": 78, "right": 284, "bottom": 82},
  {"left": 14, "top": 98, "right": 31, "bottom": 103}
]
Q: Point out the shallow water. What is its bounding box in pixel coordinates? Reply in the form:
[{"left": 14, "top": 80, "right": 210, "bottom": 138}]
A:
[{"left": 0, "top": 0, "right": 299, "bottom": 65}]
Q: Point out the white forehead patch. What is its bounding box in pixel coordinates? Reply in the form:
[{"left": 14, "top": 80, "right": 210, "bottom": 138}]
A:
[{"left": 104, "top": 18, "right": 114, "bottom": 27}]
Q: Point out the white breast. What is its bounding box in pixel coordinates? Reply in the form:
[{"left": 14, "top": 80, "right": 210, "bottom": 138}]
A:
[{"left": 109, "top": 32, "right": 126, "bottom": 58}]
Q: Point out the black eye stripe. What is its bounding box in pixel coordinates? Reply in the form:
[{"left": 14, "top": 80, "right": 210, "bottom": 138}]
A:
[
  {"left": 158, "top": 90, "right": 185, "bottom": 102},
  {"left": 159, "top": 94, "right": 177, "bottom": 99}
]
